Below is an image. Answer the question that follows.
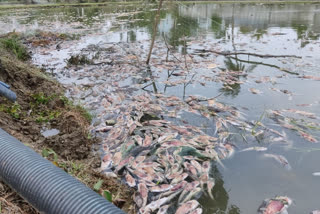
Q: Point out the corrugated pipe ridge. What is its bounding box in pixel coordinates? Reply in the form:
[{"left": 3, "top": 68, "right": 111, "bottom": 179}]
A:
[
  {"left": 0, "top": 81, "right": 17, "bottom": 102},
  {"left": 0, "top": 128, "right": 126, "bottom": 214}
]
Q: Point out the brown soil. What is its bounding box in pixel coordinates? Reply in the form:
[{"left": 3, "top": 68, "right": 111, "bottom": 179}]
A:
[{"left": 0, "top": 40, "right": 134, "bottom": 213}]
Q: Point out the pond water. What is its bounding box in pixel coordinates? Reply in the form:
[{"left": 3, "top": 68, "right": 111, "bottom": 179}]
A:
[{"left": 1, "top": 2, "right": 320, "bottom": 213}]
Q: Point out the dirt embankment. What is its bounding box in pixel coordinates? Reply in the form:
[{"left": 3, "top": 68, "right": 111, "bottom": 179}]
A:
[{"left": 0, "top": 36, "right": 134, "bottom": 213}]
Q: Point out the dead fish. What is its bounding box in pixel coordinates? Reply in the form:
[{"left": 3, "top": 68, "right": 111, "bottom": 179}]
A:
[
  {"left": 184, "top": 162, "right": 198, "bottom": 177},
  {"left": 134, "top": 192, "right": 144, "bottom": 208},
  {"left": 157, "top": 205, "right": 170, "bottom": 214},
  {"left": 178, "top": 181, "right": 200, "bottom": 203},
  {"left": 150, "top": 184, "right": 172, "bottom": 193},
  {"left": 264, "top": 154, "right": 291, "bottom": 170},
  {"left": 285, "top": 109, "right": 316, "bottom": 119},
  {"left": 112, "top": 152, "right": 122, "bottom": 166},
  {"left": 141, "top": 190, "right": 181, "bottom": 213},
  {"left": 138, "top": 183, "right": 149, "bottom": 207},
  {"left": 95, "top": 126, "right": 113, "bottom": 132},
  {"left": 175, "top": 200, "right": 199, "bottom": 214},
  {"left": 258, "top": 196, "right": 292, "bottom": 214},
  {"left": 249, "top": 88, "right": 262, "bottom": 94},
  {"left": 207, "top": 178, "right": 215, "bottom": 199},
  {"left": 171, "top": 173, "right": 188, "bottom": 184},
  {"left": 312, "top": 172, "right": 320, "bottom": 176},
  {"left": 162, "top": 140, "right": 185, "bottom": 148},
  {"left": 158, "top": 133, "right": 178, "bottom": 143},
  {"left": 253, "top": 130, "right": 264, "bottom": 137},
  {"left": 125, "top": 172, "right": 136, "bottom": 187},
  {"left": 190, "top": 160, "right": 202, "bottom": 175},
  {"left": 240, "top": 147, "right": 268, "bottom": 152},
  {"left": 299, "top": 131, "right": 318, "bottom": 143},
  {"left": 143, "top": 134, "right": 153, "bottom": 146},
  {"left": 189, "top": 208, "right": 203, "bottom": 214},
  {"left": 101, "top": 153, "right": 113, "bottom": 171},
  {"left": 214, "top": 119, "right": 222, "bottom": 135},
  {"left": 179, "top": 187, "right": 202, "bottom": 204}
]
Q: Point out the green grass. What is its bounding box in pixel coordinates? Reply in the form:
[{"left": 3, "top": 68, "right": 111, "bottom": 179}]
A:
[
  {"left": 0, "top": 103, "right": 21, "bottom": 119},
  {"left": 59, "top": 95, "right": 93, "bottom": 122},
  {"left": 0, "top": 37, "right": 30, "bottom": 61}
]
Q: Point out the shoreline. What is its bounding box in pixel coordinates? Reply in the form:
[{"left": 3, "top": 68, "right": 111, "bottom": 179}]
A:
[{"left": 0, "top": 0, "right": 319, "bottom": 10}]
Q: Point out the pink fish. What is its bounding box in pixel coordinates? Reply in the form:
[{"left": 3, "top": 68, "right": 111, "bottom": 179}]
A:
[
  {"left": 125, "top": 172, "right": 136, "bottom": 187},
  {"left": 150, "top": 184, "right": 172, "bottom": 193},
  {"left": 189, "top": 208, "right": 203, "bottom": 214},
  {"left": 175, "top": 200, "right": 199, "bottom": 214},
  {"left": 138, "top": 183, "right": 149, "bottom": 207},
  {"left": 258, "top": 196, "right": 292, "bottom": 214}
]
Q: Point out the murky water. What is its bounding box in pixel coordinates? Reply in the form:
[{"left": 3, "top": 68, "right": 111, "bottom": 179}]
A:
[{"left": 1, "top": 2, "right": 320, "bottom": 213}]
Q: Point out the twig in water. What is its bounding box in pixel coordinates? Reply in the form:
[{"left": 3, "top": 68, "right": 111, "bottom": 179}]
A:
[
  {"left": 162, "top": 35, "right": 182, "bottom": 63},
  {"left": 193, "top": 49, "right": 302, "bottom": 59}
]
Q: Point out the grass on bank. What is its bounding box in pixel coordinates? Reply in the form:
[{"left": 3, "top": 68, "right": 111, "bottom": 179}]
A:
[{"left": 0, "top": 36, "right": 30, "bottom": 61}]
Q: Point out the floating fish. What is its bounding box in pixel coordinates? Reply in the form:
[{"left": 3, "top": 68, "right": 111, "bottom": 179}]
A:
[
  {"left": 138, "top": 183, "right": 149, "bottom": 208},
  {"left": 240, "top": 147, "right": 268, "bottom": 152},
  {"left": 299, "top": 131, "right": 318, "bottom": 143},
  {"left": 150, "top": 184, "right": 172, "bottom": 193},
  {"left": 207, "top": 178, "right": 215, "bottom": 199},
  {"left": 249, "top": 88, "right": 262, "bottom": 94},
  {"left": 156, "top": 205, "right": 170, "bottom": 214},
  {"left": 189, "top": 208, "right": 203, "bottom": 214},
  {"left": 258, "top": 196, "right": 292, "bottom": 214},
  {"left": 175, "top": 200, "right": 200, "bottom": 214},
  {"left": 264, "top": 154, "right": 291, "bottom": 170},
  {"left": 125, "top": 172, "right": 136, "bottom": 187},
  {"left": 312, "top": 172, "right": 320, "bottom": 177}
]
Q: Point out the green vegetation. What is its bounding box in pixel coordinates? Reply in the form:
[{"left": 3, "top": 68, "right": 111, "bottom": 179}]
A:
[
  {"left": 0, "top": 103, "right": 21, "bottom": 119},
  {"left": 59, "top": 95, "right": 93, "bottom": 122},
  {"left": 42, "top": 147, "right": 90, "bottom": 182},
  {"left": 0, "top": 36, "right": 30, "bottom": 61},
  {"left": 93, "top": 180, "right": 113, "bottom": 202}
]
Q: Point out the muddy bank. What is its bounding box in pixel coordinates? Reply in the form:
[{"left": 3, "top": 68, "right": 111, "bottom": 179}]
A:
[{"left": 0, "top": 35, "right": 134, "bottom": 213}]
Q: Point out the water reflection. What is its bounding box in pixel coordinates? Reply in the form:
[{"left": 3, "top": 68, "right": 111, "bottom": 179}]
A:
[{"left": 199, "top": 163, "right": 240, "bottom": 214}]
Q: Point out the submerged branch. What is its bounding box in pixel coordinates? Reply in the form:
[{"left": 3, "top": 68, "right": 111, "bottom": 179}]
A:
[
  {"left": 193, "top": 49, "right": 302, "bottom": 59},
  {"left": 226, "top": 56, "right": 300, "bottom": 75}
]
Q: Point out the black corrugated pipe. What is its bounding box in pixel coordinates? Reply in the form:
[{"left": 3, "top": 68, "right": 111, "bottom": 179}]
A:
[
  {"left": 0, "top": 81, "right": 17, "bottom": 102},
  {"left": 0, "top": 128, "right": 126, "bottom": 214}
]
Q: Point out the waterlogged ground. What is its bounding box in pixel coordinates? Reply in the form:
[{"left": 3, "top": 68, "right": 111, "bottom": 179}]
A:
[{"left": 1, "top": 2, "right": 320, "bottom": 214}]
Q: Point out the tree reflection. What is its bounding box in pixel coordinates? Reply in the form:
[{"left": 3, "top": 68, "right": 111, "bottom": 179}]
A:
[
  {"left": 199, "top": 163, "right": 240, "bottom": 214},
  {"left": 219, "top": 57, "right": 257, "bottom": 98},
  {"left": 211, "top": 15, "right": 226, "bottom": 39},
  {"left": 292, "top": 22, "right": 320, "bottom": 48}
]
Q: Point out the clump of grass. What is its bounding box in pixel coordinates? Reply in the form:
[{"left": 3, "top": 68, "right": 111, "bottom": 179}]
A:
[
  {"left": 59, "top": 95, "right": 93, "bottom": 123},
  {"left": 74, "top": 104, "right": 93, "bottom": 122},
  {"left": 0, "top": 36, "right": 30, "bottom": 61},
  {"left": 32, "top": 92, "right": 52, "bottom": 106},
  {"left": 67, "top": 54, "right": 93, "bottom": 66},
  {"left": 35, "top": 110, "right": 61, "bottom": 123}
]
